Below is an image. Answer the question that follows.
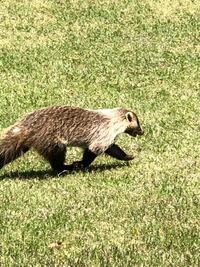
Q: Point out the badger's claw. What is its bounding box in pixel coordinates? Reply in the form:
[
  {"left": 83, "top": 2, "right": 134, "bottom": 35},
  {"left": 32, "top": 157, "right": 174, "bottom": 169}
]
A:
[{"left": 125, "top": 155, "right": 134, "bottom": 161}]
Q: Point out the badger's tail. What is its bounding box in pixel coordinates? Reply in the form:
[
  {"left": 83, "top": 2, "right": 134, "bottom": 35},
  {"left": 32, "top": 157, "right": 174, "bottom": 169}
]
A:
[{"left": 0, "top": 125, "right": 30, "bottom": 169}]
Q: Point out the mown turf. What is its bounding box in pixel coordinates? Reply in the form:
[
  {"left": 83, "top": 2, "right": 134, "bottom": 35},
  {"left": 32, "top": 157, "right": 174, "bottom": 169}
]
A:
[{"left": 0, "top": 0, "right": 200, "bottom": 266}]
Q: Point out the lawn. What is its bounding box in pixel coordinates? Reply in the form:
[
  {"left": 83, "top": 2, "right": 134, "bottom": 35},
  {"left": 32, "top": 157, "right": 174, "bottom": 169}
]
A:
[{"left": 0, "top": 0, "right": 199, "bottom": 266}]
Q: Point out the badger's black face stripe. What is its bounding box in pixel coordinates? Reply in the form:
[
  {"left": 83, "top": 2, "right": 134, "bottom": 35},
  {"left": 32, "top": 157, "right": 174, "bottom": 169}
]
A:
[
  {"left": 136, "top": 117, "right": 140, "bottom": 127},
  {"left": 135, "top": 115, "right": 144, "bottom": 135}
]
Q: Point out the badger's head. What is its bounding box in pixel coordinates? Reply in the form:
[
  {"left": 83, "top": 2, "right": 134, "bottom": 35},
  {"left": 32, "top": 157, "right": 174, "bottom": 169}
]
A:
[{"left": 124, "top": 111, "right": 144, "bottom": 137}]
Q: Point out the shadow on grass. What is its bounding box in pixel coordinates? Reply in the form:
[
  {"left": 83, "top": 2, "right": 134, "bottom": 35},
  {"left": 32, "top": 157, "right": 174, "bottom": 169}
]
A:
[{"left": 0, "top": 162, "right": 130, "bottom": 180}]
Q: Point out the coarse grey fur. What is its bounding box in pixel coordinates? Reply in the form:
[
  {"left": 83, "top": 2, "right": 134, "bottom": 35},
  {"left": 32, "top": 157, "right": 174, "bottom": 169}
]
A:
[{"left": 0, "top": 106, "right": 144, "bottom": 172}]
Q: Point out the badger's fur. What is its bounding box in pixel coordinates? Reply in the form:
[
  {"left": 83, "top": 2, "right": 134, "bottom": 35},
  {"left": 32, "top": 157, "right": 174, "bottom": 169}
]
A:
[{"left": 0, "top": 106, "right": 143, "bottom": 172}]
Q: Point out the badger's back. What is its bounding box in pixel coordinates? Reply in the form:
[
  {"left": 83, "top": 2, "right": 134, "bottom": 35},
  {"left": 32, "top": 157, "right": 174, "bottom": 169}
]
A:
[{"left": 17, "top": 106, "right": 110, "bottom": 150}]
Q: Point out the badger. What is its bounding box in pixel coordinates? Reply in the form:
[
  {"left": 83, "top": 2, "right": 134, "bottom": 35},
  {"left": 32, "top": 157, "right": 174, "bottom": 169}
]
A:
[{"left": 0, "top": 106, "right": 143, "bottom": 172}]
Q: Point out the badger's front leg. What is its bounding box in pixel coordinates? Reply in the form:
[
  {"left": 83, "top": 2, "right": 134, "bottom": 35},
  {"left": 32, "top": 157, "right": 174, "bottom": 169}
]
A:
[
  {"left": 71, "top": 143, "right": 134, "bottom": 171},
  {"left": 71, "top": 148, "right": 97, "bottom": 170},
  {"left": 105, "top": 144, "right": 134, "bottom": 161}
]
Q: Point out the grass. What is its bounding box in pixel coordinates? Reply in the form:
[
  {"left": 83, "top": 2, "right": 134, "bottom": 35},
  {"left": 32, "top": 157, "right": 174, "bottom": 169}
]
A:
[{"left": 0, "top": 0, "right": 200, "bottom": 266}]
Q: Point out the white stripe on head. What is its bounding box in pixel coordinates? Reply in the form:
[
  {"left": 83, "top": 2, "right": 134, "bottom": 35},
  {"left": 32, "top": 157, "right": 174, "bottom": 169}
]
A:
[{"left": 96, "top": 108, "right": 120, "bottom": 117}]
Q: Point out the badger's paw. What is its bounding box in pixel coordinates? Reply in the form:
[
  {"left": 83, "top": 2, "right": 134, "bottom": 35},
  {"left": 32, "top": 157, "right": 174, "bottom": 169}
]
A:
[{"left": 71, "top": 161, "right": 85, "bottom": 170}]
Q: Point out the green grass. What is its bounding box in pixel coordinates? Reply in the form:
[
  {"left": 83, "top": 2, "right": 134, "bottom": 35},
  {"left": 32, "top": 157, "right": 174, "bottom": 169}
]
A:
[{"left": 0, "top": 0, "right": 200, "bottom": 266}]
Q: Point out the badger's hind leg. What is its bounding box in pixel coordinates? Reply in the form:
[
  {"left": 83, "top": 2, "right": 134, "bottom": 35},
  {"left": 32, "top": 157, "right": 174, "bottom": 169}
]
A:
[
  {"left": 39, "top": 144, "right": 72, "bottom": 172},
  {"left": 105, "top": 144, "right": 134, "bottom": 161}
]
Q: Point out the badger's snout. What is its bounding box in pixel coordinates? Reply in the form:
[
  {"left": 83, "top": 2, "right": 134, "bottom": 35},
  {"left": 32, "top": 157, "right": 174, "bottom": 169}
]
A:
[
  {"left": 137, "top": 128, "right": 144, "bottom": 136},
  {"left": 127, "top": 127, "right": 144, "bottom": 137}
]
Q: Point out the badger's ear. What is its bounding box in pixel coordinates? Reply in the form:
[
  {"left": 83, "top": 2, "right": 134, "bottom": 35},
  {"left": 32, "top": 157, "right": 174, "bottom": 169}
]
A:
[{"left": 126, "top": 112, "right": 134, "bottom": 122}]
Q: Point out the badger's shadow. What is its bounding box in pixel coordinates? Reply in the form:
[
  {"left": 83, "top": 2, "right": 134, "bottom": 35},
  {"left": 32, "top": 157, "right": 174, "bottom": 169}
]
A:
[{"left": 0, "top": 162, "right": 130, "bottom": 180}]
